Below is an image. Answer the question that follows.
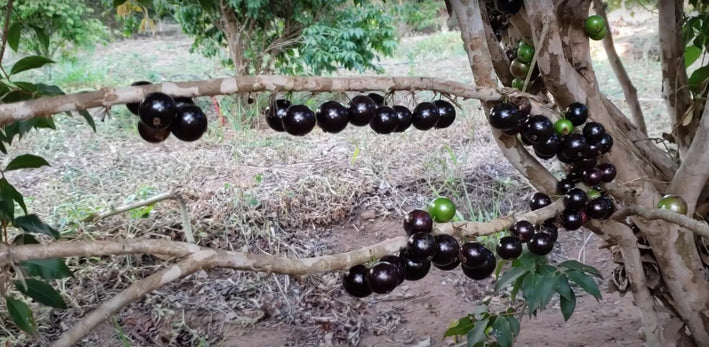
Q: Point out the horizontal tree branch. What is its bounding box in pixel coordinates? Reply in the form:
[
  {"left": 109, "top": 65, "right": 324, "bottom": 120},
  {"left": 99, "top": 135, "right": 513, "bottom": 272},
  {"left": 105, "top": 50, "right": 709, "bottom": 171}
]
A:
[
  {"left": 613, "top": 206, "right": 709, "bottom": 239},
  {"left": 0, "top": 76, "right": 507, "bottom": 126}
]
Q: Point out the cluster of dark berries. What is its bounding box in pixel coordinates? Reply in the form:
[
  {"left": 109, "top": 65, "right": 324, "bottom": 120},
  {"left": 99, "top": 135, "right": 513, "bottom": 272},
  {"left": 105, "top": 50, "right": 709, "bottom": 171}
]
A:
[
  {"left": 488, "top": 1, "right": 524, "bottom": 40},
  {"left": 265, "top": 93, "right": 456, "bottom": 136},
  {"left": 343, "top": 205, "right": 503, "bottom": 298},
  {"left": 127, "top": 81, "right": 208, "bottom": 143}
]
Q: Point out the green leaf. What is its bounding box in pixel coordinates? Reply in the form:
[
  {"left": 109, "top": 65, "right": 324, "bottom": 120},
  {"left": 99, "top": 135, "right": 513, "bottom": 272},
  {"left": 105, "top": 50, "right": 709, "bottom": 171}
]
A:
[
  {"left": 78, "top": 110, "right": 96, "bottom": 132},
  {"left": 5, "top": 154, "right": 50, "bottom": 171},
  {"left": 0, "top": 183, "right": 15, "bottom": 224},
  {"left": 14, "top": 279, "right": 67, "bottom": 308},
  {"left": 444, "top": 315, "right": 475, "bottom": 337},
  {"left": 12, "top": 233, "right": 38, "bottom": 245},
  {"left": 555, "top": 275, "right": 573, "bottom": 301},
  {"left": 31, "top": 26, "right": 50, "bottom": 54},
  {"left": 14, "top": 214, "right": 60, "bottom": 239},
  {"left": 567, "top": 270, "right": 602, "bottom": 300},
  {"left": 5, "top": 296, "right": 37, "bottom": 335},
  {"left": 34, "top": 117, "right": 56, "bottom": 130},
  {"left": 495, "top": 265, "right": 528, "bottom": 292},
  {"left": 467, "top": 317, "right": 489, "bottom": 347},
  {"left": 688, "top": 64, "right": 709, "bottom": 93},
  {"left": 22, "top": 259, "right": 72, "bottom": 280},
  {"left": 1, "top": 178, "right": 27, "bottom": 215},
  {"left": 516, "top": 251, "right": 541, "bottom": 272},
  {"left": 538, "top": 273, "right": 557, "bottom": 309},
  {"left": 10, "top": 56, "right": 54, "bottom": 75},
  {"left": 113, "top": 0, "right": 128, "bottom": 7},
  {"left": 685, "top": 45, "right": 703, "bottom": 67},
  {"left": 506, "top": 315, "right": 520, "bottom": 336},
  {"left": 492, "top": 315, "right": 513, "bottom": 347},
  {"left": 558, "top": 260, "right": 602, "bottom": 278},
  {"left": 7, "top": 23, "right": 22, "bottom": 52},
  {"left": 560, "top": 288, "right": 577, "bottom": 321},
  {"left": 521, "top": 272, "right": 540, "bottom": 314}
]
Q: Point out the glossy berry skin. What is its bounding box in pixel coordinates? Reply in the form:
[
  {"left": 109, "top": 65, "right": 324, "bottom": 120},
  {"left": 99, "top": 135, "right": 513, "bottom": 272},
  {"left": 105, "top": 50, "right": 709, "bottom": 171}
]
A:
[
  {"left": 557, "top": 178, "right": 576, "bottom": 194},
  {"left": 461, "top": 246, "right": 496, "bottom": 280},
  {"left": 517, "top": 41, "right": 535, "bottom": 64},
  {"left": 573, "top": 158, "right": 597, "bottom": 172},
  {"left": 435, "top": 259, "right": 460, "bottom": 271},
  {"left": 429, "top": 197, "right": 456, "bottom": 223},
  {"left": 171, "top": 105, "right": 208, "bottom": 142},
  {"left": 370, "top": 106, "right": 399, "bottom": 134},
  {"left": 561, "top": 210, "right": 584, "bottom": 230},
  {"left": 511, "top": 78, "right": 525, "bottom": 90},
  {"left": 585, "top": 15, "right": 606, "bottom": 34},
  {"left": 562, "top": 134, "right": 591, "bottom": 160},
  {"left": 403, "top": 209, "right": 433, "bottom": 235},
  {"left": 583, "top": 122, "right": 606, "bottom": 143},
  {"left": 496, "top": 0, "right": 523, "bottom": 14},
  {"left": 527, "top": 232, "right": 554, "bottom": 256},
  {"left": 522, "top": 115, "right": 554, "bottom": 144},
  {"left": 432, "top": 234, "right": 460, "bottom": 266},
  {"left": 127, "top": 80, "right": 152, "bottom": 115},
  {"left": 583, "top": 168, "right": 603, "bottom": 186},
  {"left": 316, "top": 101, "right": 349, "bottom": 133},
  {"left": 566, "top": 171, "right": 581, "bottom": 183},
  {"left": 516, "top": 99, "right": 532, "bottom": 117},
  {"left": 601, "top": 196, "right": 616, "bottom": 218},
  {"left": 530, "top": 192, "right": 552, "bottom": 211},
  {"left": 542, "top": 223, "right": 559, "bottom": 243},
  {"left": 412, "top": 102, "right": 440, "bottom": 130},
  {"left": 510, "top": 220, "right": 536, "bottom": 242},
  {"left": 367, "top": 262, "right": 399, "bottom": 294},
  {"left": 564, "top": 102, "right": 588, "bottom": 126},
  {"left": 348, "top": 95, "right": 377, "bottom": 126},
  {"left": 564, "top": 188, "right": 588, "bottom": 212},
  {"left": 367, "top": 93, "right": 385, "bottom": 106},
  {"left": 392, "top": 105, "right": 413, "bottom": 132},
  {"left": 489, "top": 103, "right": 521, "bottom": 130},
  {"left": 496, "top": 236, "right": 523, "bottom": 260},
  {"left": 174, "top": 97, "right": 194, "bottom": 109},
  {"left": 138, "top": 121, "right": 170, "bottom": 143},
  {"left": 265, "top": 99, "right": 291, "bottom": 132},
  {"left": 657, "top": 194, "right": 688, "bottom": 215},
  {"left": 510, "top": 59, "right": 531, "bottom": 79},
  {"left": 505, "top": 48, "right": 518, "bottom": 61},
  {"left": 534, "top": 150, "right": 555, "bottom": 160},
  {"left": 533, "top": 133, "right": 562, "bottom": 156},
  {"left": 401, "top": 252, "right": 431, "bottom": 280},
  {"left": 139, "top": 92, "right": 176, "bottom": 129},
  {"left": 407, "top": 232, "right": 438, "bottom": 262},
  {"left": 459, "top": 242, "right": 488, "bottom": 267},
  {"left": 283, "top": 104, "right": 316, "bottom": 136},
  {"left": 598, "top": 162, "right": 617, "bottom": 182},
  {"left": 434, "top": 100, "right": 456, "bottom": 129},
  {"left": 586, "top": 197, "right": 611, "bottom": 219},
  {"left": 589, "top": 26, "right": 607, "bottom": 41},
  {"left": 380, "top": 255, "right": 406, "bottom": 284},
  {"left": 596, "top": 134, "right": 614, "bottom": 153},
  {"left": 342, "top": 264, "right": 372, "bottom": 298}
]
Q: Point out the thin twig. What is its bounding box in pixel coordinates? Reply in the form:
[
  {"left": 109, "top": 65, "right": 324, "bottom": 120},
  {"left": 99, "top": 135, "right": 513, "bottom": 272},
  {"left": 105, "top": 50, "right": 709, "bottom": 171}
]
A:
[
  {"left": 51, "top": 250, "right": 218, "bottom": 347},
  {"left": 174, "top": 194, "right": 195, "bottom": 243},
  {"left": 0, "top": 0, "right": 15, "bottom": 76},
  {"left": 522, "top": 18, "right": 549, "bottom": 93},
  {"left": 612, "top": 206, "right": 709, "bottom": 239},
  {"left": 592, "top": 0, "right": 647, "bottom": 135}
]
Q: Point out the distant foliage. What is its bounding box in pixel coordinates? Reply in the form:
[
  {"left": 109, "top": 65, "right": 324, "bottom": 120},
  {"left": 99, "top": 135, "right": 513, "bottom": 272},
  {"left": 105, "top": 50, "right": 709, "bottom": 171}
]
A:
[
  {"left": 683, "top": 0, "right": 709, "bottom": 98},
  {"left": 110, "top": 0, "right": 398, "bottom": 75},
  {"left": 387, "top": 0, "right": 445, "bottom": 33},
  {"left": 2, "top": 0, "right": 108, "bottom": 58}
]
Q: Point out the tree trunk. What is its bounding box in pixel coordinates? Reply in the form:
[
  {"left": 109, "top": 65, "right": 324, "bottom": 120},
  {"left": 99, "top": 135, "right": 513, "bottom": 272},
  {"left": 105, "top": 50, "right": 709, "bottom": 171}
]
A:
[
  {"left": 658, "top": 0, "right": 696, "bottom": 159},
  {"left": 219, "top": 0, "right": 248, "bottom": 76}
]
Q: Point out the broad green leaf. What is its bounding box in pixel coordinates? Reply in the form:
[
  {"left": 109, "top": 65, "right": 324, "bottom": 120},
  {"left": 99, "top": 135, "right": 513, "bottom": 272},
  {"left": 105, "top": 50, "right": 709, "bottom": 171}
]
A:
[
  {"left": 516, "top": 251, "right": 540, "bottom": 272},
  {"left": 5, "top": 296, "right": 37, "bottom": 335},
  {"left": 444, "top": 315, "right": 475, "bottom": 337},
  {"left": 688, "top": 64, "right": 709, "bottom": 93},
  {"left": 560, "top": 289, "right": 577, "bottom": 321},
  {"left": 510, "top": 275, "right": 524, "bottom": 301},
  {"left": 5, "top": 154, "right": 50, "bottom": 171},
  {"left": 30, "top": 26, "right": 50, "bottom": 53},
  {"left": 555, "top": 275, "right": 573, "bottom": 301},
  {"left": 36, "top": 83, "right": 65, "bottom": 96},
  {"left": 538, "top": 273, "right": 557, "bottom": 309},
  {"left": 14, "top": 214, "right": 60, "bottom": 239},
  {"left": 506, "top": 315, "right": 520, "bottom": 336},
  {"left": 34, "top": 117, "right": 56, "bottom": 130},
  {"left": 10, "top": 56, "right": 54, "bottom": 76},
  {"left": 492, "top": 315, "right": 513, "bottom": 347},
  {"left": 7, "top": 23, "right": 22, "bottom": 52},
  {"left": 12, "top": 233, "right": 38, "bottom": 245},
  {"left": 467, "top": 317, "right": 489, "bottom": 347},
  {"left": 0, "top": 184, "right": 15, "bottom": 224},
  {"left": 685, "top": 45, "right": 703, "bottom": 67},
  {"left": 567, "top": 270, "right": 602, "bottom": 300},
  {"left": 79, "top": 110, "right": 96, "bottom": 132},
  {"left": 558, "top": 260, "right": 602, "bottom": 278},
  {"left": 1, "top": 178, "right": 27, "bottom": 214},
  {"left": 521, "top": 272, "right": 540, "bottom": 314},
  {"left": 22, "top": 259, "right": 72, "bottom": 279},
  {"left": 0, "top": 140, "right": 6, "bottom": 154},
  {"left": 14, "top": 279, "right": 67, "bottom": 308},
  {"left": 495, "top": 265, "right": 528, "bottom": 292}
]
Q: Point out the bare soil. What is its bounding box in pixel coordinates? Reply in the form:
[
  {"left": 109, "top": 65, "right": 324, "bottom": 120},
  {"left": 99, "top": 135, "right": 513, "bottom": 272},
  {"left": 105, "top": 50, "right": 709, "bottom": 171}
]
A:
[{"left": 0, "top": 8, "right": 663, "bottom": 347}]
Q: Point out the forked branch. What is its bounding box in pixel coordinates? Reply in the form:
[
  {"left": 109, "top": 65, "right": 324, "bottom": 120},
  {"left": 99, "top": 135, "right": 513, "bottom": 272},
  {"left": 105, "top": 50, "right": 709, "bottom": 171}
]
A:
[{"left": 613, "top": 206, "right": 709, "bottom": 239}]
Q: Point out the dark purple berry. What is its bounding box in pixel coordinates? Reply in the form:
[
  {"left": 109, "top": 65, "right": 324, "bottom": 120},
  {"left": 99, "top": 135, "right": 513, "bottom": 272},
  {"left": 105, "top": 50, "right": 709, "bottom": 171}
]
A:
[
  {"left": 510, "top": 220, "right": 536, "bottom": 242},
  {"left": 368, "top": 262, "right": 399, "bottom": 294},
  {"left": 432, "top": 234, "right": 460, "bottom": 266},
  {"left": 407, "top": 232, "right": 438, "bottom": 262},
  {"left": 403, "top": 210, "right": 433, "bottom": 235},
  {"left": 342, "top": 264, "right": 372, "bottom": 297},
  {"left": 496, "top": 236, "right": 523, "bottom": 259}
]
